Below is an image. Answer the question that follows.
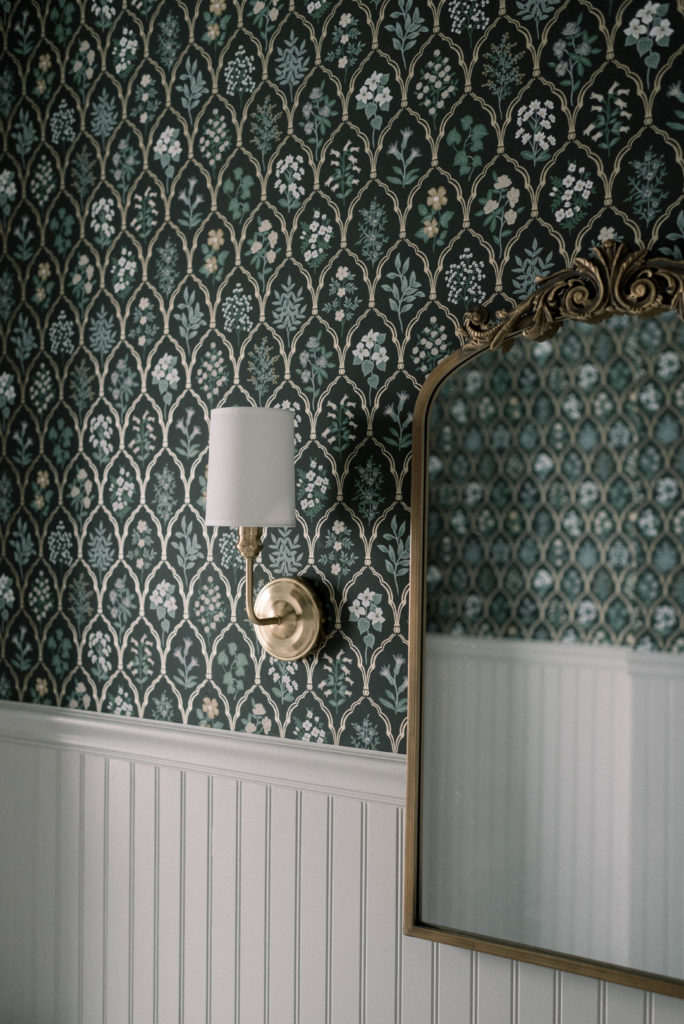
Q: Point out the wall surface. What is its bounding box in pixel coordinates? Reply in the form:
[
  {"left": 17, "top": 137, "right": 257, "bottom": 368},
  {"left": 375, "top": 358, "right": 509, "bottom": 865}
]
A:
[
  {"left": 2, "top": 701, "right": 684, "bottom": 1024},
  {"left": 1, "top": 0, "right": 684, "bottom": 750}
]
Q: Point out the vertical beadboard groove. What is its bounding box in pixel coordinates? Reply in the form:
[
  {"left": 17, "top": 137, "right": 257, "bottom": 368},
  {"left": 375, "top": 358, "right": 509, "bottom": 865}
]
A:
[
  {"left": 395, "top": 806, "right": 403, "bottom": 1024},
  {"left": 471, "top": 951, "right": 479, "bottom": 1024},
  {"left": 264, "top": 784, "right": 272, "bottom": 1024},
  {"left": 152, "top": 766, "right": 160, "bottom": 1024},
  {"left": 431, "top": 944, "right": 439, "bottom": 1024},
  {"left": 359, "top": 801, "right": 368, "bottom": 1024},
  {"left": 178, "top": 771, "right": 186, "bottom": 1020},
  {"left": 206, "top": 775, "right": 214, "bottom": 1024},
  {"left": 326, "top": 794, "right": 334, "bottom": 1024},
  {"left": 511, "top": 960, "right": 520, "bottom": 1024},
  {"left": 235, "top": 778, "right": 242, "bottom": 1024},
  {"left": 294, "top": 789, "right": 302, "bottom": 1024},
  {"left": 553, "top": 971, "right": 562, "bottom": 1024},
  {"left": 128, "top": 762, "right": 135, "bottom": 1024},
  {"left": 78, "top": 752, "right": 85, "bottom": 1024},
  {"left": 102, "top": 758, "right": 109, "bottom": 1024}
]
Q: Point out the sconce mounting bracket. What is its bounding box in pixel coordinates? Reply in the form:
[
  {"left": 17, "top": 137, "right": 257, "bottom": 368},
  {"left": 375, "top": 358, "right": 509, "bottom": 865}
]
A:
[{"left": 253, "top": 577, "right": 323, "bottom": 661}]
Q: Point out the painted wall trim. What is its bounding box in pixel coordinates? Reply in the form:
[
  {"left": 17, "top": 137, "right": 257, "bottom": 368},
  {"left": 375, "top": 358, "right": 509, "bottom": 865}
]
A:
[{"left": 0, "top": 699, "right": 407, "bottom": 804}]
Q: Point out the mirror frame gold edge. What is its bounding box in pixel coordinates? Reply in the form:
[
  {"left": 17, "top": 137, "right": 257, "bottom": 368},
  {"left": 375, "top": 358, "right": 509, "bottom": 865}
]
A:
[{"left": 403, "top": 241, "right": 684, "bottom": 999}]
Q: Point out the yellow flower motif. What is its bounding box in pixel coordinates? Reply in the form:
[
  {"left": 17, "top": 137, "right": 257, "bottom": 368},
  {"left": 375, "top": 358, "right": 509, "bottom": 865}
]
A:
[
  {"left": 204, "top": 255, "right": 218, "bottom": 274},
  {"left": 38, "top": 54, "right": 52, "bottom": 72},
  {"left": 421, "top": 218, "right": 439, "bottom": 239},
  {"left": 207, "top": 228, "right": 224, "bottom": 250},
  {"left": 36, "top": 470, "right": 50, "bottom": 488},
  {"left": 202, "top": 697, "right": 219, "bottom": 719},
  {"left": 207, "top": 21, "right": 220, "bottom": 40},
  {"left": 209, "top": 0, "right": 226, "bottom": 12},
  {"left": 426, "top": 186, "right": 447, "bottom": 211},
  {"left": 35, "top": 678, "right": 49, "bottom": 697},
  {"left": 37, "top": 262, "right": 51, "bottom": 281}
]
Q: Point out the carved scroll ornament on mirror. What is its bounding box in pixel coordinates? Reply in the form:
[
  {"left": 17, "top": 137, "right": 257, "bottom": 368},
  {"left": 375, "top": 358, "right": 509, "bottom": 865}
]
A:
[{"left": 405, "top": 242, "right": 684, "bottom": 998}]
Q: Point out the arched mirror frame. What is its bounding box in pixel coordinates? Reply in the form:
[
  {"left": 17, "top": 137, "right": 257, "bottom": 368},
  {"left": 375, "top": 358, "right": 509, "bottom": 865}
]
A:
[{"left": 404, "top": 241, "right": 684, "bottom": 998}]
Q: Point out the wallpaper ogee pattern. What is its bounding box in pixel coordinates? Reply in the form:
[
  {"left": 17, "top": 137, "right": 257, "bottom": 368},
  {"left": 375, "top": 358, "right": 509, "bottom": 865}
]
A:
[{"left": 1, "top": 0, "right": 683, "bottom": 750}]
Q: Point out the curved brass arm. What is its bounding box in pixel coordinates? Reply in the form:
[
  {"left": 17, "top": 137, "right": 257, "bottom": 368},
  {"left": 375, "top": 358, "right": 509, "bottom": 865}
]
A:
[{"left": 238, "top": 527, "right": 281, "bottom": 626}]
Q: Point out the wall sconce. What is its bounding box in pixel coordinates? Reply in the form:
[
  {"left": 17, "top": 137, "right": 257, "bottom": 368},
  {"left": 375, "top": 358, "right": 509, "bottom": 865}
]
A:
[{"left": 205, "top": 406, "right": 323, "bottom": 661}]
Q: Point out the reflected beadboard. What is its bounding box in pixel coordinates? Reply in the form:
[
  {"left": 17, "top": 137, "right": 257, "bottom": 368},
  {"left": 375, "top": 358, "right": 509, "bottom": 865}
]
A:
[{"left": 0, "top": 701, "right": 682, "bottom": 1024}]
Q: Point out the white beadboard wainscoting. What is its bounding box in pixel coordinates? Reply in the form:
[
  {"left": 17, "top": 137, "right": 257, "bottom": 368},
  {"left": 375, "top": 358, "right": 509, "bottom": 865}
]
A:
[{"left": 0, "top": 701, "right": 682, "bottom": 1024}]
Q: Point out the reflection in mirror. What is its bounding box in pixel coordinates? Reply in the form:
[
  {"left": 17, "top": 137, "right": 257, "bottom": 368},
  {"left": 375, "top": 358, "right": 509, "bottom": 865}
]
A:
[{"left": 415, "top": 310, "right": 684, "bottom": 990}]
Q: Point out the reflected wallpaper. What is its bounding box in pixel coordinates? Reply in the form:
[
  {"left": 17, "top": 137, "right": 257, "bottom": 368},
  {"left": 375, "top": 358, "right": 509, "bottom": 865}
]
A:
[
  {"left": 426, "top": 313, "right": 684, "bottom": 648},
  {"left": 0, "top": 0, "right": 683, "bottom": 750}
]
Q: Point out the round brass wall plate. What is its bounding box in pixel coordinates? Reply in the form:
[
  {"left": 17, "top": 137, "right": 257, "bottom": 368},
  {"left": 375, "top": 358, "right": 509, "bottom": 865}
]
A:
[{"left": 253, "top": 577, "right": 323, "bottom": 660}]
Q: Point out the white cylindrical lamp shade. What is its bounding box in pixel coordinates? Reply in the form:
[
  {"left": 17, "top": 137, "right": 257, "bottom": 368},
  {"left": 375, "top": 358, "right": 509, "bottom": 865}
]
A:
[{"left": 205, "top": 407, "right": 296, "bottom": 527}]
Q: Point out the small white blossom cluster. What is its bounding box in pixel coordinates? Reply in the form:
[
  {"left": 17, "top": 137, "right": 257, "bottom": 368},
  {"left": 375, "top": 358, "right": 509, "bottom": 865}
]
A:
[
  {"left": 299, "top": 458, "right": 329, "bottom": 515},
  {"left": 30, "top": 155, "right": 57, "bottom": 208},
  {"left": 515, "top": 99, "right": 556, "bottom": 153},
  {"left": 0, "top": 168, "right": 17, "bottom": 214},
  {"left": 411, "top": 316, "right": 451, "bottom": 375},
  {"left": 112, "top": 246, "right": 138, "bottom": 294},
  {"left": 448, "top": 0, "right": 489, "bottom": 35},
  {"left": 349, "top": 587, "right": 385, "bottom": 629},
  {"left": 27, "top": 362, "right": 55, "bottom": 415},
  {"left": 302, "top": 210, "right": 333, "bottom": 264},
  {"left": 153, "top": 126, "right": 182, "bottom": 163},
  {"left": 113, "top": 26, "right": 140, "bottom": 75},
  {"left": 47, "top": 522, "right": 73, "bottom": 566},
  {"left": 0, "top": 371, "right": 16, "bottom": 418},
  {"left": 0, "top": 573, "right": 15, "bottom": 614},
  {"left": 106, "top": 685, "right": 135, "bottom": 716},
  {"left": 268, "top": 659, "right": 298, "bottom": 696},
  {"left": 483, "top": 174, "right": 520, "bottom": 224},
  {"left": 90, "top": 196, "right": 117, "bottom": 245},
  {"left": 89, "top": 0, "right": 116, "bottom": 21},
  {"left": 88, "top": 413, "right": 115, "bottom": 462},
  {"left": 110, "top": 470, "right": 136, "bottom": 515},
  {"left": 151, "top": 352, "right": 181, "bottom": 392},
  {"left": 222, "top": 282, "right": 255, "bottom": 335},
  {"left": 414, "top": 51, "right": 457, "bottom": 119},
  {"left": 355, "top": 70, "right": 392, "bottom": 110},
  {"left": 68, "top": 680, "right": 92, "bottom": 710},
  {"left": 352, "top": 329, "right": 389, "bottom": 371},
  {"left": 444, "top": 248, "right": 486, "bottom": 308},
  {"left": 49, "top": 99, "right": 76, "bottom": 145},
  {"left": 87, "top": 630, "right": 113, "bottom": 678},
  {"left": 244, "top": 702, "right": 272, "bottom": 735},
  {"left": 224, "top": 46, "right": 257, "bottom": 96},
  {"left": 151, "top": 580, "right": 178, "bottom": 618},
  {"left": 71, "top": 39, "right": 96, "bottom": 84},
  {"left": 295, "top": 709, "right": 327, "bottom": 743},
  {"left": 625, "top": 3, "right": 673, "bottom": 45},
  {"left": 69, "top": 467, "right": 94, "bottom": 516},
  {"left": 48, "top": 309, "right": 76, "bottom": 358},
  {"left": 549, "top": 163, "right": 593, "bottom": 225},
  {"left": 274, "top": 153, "right": 306, "bottom": 207}
]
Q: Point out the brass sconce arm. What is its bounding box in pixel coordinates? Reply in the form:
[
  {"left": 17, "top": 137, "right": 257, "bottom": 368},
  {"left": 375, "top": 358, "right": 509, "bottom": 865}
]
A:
[{"left": 238, "top": 527, "right": 281, "bottom": 627}]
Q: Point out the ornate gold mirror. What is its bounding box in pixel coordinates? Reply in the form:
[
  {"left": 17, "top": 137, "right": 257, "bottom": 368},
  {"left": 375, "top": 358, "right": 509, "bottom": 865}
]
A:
[{"left": 405, "top": 242, "right": 684, "bottom": 997}]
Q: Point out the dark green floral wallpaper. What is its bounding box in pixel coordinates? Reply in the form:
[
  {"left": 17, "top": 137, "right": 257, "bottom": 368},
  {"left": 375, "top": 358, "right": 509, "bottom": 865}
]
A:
[{"left": 0, "top": 0, "right": 683, "bottom": 751}]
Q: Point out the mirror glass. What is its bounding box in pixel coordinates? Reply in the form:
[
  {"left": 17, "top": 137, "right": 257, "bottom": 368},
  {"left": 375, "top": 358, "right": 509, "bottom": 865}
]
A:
[{"left": 419, "top": 311, "right": 684, "bottom": 982}]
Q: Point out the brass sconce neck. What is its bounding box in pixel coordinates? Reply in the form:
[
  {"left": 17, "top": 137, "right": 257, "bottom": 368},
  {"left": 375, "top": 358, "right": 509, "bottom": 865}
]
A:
[{"left": 237, "top": 527, "right": 323, "bottom": 661}]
